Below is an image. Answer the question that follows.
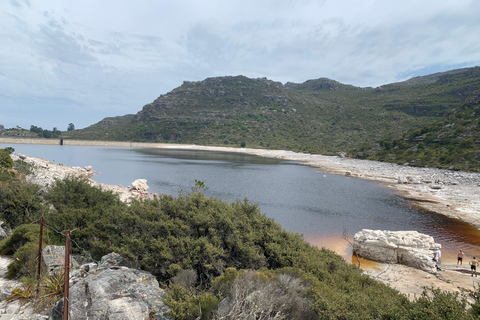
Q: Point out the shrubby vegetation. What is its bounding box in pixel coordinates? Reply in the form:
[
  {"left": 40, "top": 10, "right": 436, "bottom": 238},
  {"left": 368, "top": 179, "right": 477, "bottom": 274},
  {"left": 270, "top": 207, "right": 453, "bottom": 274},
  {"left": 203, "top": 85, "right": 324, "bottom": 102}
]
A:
[
  {"left": 364, "top": 95, "right": 480, "bottom": 171},
  {"left": 65, "top": 68, "right": 480, "bottom": 159},
  {"left": 0, "top": 148, "right": 13, "bottom": 169},
  {"left": 1, "top": 158, "right": 480, "bottom": 318},
  {"left": 29, "top": 125, "right": 61, "bottom": 139}
]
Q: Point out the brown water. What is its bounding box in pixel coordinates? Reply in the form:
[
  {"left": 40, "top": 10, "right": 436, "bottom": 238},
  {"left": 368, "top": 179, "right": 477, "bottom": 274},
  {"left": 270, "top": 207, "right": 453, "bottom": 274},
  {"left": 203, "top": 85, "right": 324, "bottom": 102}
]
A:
[{"left": 4, "top": 143, "right": 480, "bottom": 264}]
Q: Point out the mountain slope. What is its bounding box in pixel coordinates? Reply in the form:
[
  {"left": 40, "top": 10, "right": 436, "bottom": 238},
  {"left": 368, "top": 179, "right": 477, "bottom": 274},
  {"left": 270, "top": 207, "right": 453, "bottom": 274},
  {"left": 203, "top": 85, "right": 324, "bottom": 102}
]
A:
[
  {"left": 365, "top": 86, "right": 480, "bottom": 171},
  {"left": 67, "top": 67, "right": 480, "bottom": 158}
]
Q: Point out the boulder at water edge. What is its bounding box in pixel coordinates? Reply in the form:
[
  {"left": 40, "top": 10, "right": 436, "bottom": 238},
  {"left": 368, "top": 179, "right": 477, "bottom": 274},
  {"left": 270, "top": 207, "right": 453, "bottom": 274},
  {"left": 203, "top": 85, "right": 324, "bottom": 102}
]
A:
[
  {"left": 131, "top": 179, "right": 149, "bottom": 192},
  {"left": 353, "top": 229, "right": 441, "bottom": 272}
]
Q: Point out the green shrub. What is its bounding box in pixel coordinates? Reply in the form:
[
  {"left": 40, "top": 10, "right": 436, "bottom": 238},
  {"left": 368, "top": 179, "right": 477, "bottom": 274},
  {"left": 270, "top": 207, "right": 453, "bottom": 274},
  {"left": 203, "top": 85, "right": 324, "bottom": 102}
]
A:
[
  {"left": 163, "top": 284, "right": 202, "bottom": 320},
  {"left": 0, "top": 149, "right": 13, "bottom": 168},
  {"left": 0, "top": 178, "right": 45, "bottom": 229},
  {"left": 0, "top": 224, "right": 41, "bottom": 279},
  {"left": 408, "top": 287, "right": 474, "bottom": 319}
]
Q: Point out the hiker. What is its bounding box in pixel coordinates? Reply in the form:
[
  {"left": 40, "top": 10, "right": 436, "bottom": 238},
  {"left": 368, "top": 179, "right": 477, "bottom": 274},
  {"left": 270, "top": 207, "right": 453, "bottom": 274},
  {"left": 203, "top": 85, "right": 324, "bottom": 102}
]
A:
[
  {"left": 457, "top": 250, "right": 465, "bottom": 267},
  {"left": 469, "top": 257, "right": 479, "bottom": 277}
]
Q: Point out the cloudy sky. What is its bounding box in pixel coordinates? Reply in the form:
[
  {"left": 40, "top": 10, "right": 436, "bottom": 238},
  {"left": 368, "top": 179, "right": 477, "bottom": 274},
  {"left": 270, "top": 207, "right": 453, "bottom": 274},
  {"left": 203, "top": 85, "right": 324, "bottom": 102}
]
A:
[{"left": 1, "top": 0, "right": 479, "bottom": 130}]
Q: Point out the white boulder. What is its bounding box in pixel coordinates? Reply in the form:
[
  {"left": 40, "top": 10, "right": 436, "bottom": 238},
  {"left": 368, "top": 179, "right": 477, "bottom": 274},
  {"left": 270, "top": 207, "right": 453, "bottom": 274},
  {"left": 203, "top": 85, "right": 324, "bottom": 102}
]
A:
[
  {"left": 131, "top": 179, "right": 149, "bottom": 192},
  {"left": 353, "top": 229, "right": 441, "bottom": 272}
]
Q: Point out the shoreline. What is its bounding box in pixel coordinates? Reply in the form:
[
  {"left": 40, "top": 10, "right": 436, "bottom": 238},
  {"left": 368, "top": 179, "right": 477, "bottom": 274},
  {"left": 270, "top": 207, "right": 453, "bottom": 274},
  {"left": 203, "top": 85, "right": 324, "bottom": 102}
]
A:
[
  {"left": 3, "top": 137, "right": 480, "bottom": 297},
  {"left": 2, "top": 137, "right": 479, "bottom": 229}
]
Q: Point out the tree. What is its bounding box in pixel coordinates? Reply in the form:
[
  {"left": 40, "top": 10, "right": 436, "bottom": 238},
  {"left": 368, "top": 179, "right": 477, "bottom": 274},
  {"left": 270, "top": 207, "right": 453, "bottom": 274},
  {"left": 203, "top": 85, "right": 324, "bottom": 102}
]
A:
[{"left": 67, "top": 123, "right": 75, "bottom": 131}]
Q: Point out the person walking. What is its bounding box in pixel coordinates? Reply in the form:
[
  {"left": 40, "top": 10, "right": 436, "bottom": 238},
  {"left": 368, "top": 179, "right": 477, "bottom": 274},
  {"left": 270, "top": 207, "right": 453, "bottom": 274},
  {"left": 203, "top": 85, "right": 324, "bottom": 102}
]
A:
[
  {"left": 457, "top": 251, "right": 465, "bottom": 267},
  {"left": 469, "top": 257, "right": 479, "bottom": 277}
]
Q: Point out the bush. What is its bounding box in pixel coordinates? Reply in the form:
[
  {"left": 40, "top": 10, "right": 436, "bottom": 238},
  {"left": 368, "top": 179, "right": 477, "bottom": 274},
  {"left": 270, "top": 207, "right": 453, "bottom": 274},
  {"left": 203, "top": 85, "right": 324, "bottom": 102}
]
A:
[
  {"left": 408, "top": 287, "right": 474, "bottom": 319},
  {"left": 0, "top": 224, "right": 41, "bottom": 279},
  {"left": 0, "top": 149, "right": 13, "bottom": 168},
  {"left": 0, "top": 178, "right": 45, "bottom": 229},
  {"left": 164, "top": 284, "right": 219, "bottom": 320},
  {"left": 212, "top": 268, "right": 316, "bottom": 320}
]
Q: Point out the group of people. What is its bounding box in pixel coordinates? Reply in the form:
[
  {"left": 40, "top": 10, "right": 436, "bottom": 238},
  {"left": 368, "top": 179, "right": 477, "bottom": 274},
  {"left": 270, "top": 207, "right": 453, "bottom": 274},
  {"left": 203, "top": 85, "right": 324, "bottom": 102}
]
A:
[
  {"left": 457, "top": 250, "right": 479, "bottom": 277},
  {"left": 432, "top": 250, "right": 479, "bottom": 276}
]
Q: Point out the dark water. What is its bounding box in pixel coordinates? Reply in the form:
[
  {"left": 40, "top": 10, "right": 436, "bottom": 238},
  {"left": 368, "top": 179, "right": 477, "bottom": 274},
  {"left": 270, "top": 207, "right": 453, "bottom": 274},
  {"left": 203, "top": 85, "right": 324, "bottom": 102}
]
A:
[{"left": 3, "top": 143, "right": 480, "bottom": 262}]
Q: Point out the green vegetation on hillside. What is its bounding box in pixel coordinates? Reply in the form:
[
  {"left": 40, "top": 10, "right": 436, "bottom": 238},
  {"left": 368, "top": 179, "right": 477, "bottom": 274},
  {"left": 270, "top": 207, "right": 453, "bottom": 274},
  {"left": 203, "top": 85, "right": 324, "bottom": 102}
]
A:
[
  {"left": 362, "top": 88, "right": 480, "bottom": 171},
  {"left": 64, "top": 67, "right": 480, "bottom": 171},
  {"left": 2, "top": 156, "right": 480, "bottom": 318}
]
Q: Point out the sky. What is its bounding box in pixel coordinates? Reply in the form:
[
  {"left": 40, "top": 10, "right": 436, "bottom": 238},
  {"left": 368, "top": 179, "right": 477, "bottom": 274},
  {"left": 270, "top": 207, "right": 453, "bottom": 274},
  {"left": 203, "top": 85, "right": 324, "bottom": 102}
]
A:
[{"left": 1, "top": 0, "right": 479, "bottom": 130}]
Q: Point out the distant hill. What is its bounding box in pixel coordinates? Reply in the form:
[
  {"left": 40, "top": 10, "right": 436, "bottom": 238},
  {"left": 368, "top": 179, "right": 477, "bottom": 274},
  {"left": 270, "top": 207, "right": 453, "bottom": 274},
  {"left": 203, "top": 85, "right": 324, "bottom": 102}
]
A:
[{"left": 67, "top": 67, "right": 480, "bottom": 169}]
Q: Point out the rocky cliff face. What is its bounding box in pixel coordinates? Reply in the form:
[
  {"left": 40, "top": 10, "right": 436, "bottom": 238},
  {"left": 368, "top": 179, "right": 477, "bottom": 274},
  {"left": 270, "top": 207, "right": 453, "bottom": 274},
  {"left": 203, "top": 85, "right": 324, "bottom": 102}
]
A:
[{"left": 133, "top": 75, "right": 290, "bottom": 123}]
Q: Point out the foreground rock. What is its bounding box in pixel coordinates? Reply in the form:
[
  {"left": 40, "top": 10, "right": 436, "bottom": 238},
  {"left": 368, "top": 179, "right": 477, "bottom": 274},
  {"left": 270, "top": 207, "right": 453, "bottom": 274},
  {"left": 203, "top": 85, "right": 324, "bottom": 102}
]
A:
[
  {"left": 49, "top": 253, "right": 170, "bottom": 320},
  {"left": 42, "top": 246, "right": 79, "bottom": 275},
  {"left": 353, "top": 229, "right": 441, "bottom": 272}
]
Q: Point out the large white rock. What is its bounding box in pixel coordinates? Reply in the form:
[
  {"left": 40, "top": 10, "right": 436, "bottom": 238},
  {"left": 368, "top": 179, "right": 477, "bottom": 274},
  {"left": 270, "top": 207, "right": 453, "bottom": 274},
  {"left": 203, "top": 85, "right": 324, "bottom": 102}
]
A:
[
  {"left": 131, "top": 179, "right": 149, "bottom": 192},
  {"left": 353, "top": 229, "right": 441, "bottom": 272}
]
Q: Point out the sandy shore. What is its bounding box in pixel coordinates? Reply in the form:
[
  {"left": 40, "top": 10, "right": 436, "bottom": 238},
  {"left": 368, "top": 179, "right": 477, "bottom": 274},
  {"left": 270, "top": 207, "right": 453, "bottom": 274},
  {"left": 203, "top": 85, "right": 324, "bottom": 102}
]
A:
[{"left": 3, "top": 138, "right": 480, "bottom": 298}]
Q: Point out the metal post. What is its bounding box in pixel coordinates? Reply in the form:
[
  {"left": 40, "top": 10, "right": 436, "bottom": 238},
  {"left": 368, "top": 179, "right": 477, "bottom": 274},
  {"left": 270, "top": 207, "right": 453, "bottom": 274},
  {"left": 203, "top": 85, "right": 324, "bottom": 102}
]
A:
[
  {"left": 63, "top": 231, "right": 70, "bottom": 320},
  {"left": 37, "top": 217, "right": 44, "bottom": 282}
]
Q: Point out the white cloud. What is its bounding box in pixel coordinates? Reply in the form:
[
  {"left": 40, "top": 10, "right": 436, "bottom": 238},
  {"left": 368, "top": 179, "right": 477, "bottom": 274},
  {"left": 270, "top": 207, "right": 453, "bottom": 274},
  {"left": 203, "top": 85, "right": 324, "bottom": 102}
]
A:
[{"left": 0, "top": 0, "right": 479, "bottom": 129}]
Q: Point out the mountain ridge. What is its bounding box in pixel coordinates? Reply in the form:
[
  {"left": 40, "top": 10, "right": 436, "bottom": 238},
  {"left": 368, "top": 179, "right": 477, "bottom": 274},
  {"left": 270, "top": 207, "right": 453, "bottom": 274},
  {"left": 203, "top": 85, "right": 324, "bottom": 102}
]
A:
[{"left": 66, "top": 66, "right": 480, "bottom": 169}]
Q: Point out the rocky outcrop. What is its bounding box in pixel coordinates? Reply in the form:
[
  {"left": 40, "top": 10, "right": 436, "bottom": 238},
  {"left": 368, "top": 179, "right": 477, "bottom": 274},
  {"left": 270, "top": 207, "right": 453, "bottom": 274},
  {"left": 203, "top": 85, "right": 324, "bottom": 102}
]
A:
[
  {"left": 353, "top": 229, "right": 441, "bottom": 272},
  {"left": 42, "top": 246, "right": 79, "bottom": 275},
  {"left": 131, "top": 179, "right": 149, "bottom": 193},
  {"left": 48, "top": 253, "right": 170, "bottom": 320},
  {"left": 10, "top": 153, "right": 152, "bottom": 202}
]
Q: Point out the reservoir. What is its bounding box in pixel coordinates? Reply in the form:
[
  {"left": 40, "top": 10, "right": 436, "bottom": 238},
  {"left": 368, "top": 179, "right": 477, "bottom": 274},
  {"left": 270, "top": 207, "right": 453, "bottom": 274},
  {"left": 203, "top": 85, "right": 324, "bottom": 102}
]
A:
[{"left": 3, "top": 143, "right": 480, "bottom": 264}]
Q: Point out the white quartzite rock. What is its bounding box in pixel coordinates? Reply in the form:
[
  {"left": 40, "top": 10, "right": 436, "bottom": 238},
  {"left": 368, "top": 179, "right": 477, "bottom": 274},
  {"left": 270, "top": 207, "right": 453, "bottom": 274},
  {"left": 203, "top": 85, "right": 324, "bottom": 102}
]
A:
[
  {"left": 353, "top": 229, "right": 441, "bottom": 272},
  {"left": 131, "top": 179, "right": 149, "bottom": 192}
]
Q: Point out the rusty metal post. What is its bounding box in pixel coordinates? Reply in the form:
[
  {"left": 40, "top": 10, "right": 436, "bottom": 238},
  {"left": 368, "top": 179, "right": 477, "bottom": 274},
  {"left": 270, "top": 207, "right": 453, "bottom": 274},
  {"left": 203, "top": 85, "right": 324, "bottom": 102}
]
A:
[
  {"left": 63, "top": 231, "right": 71, "bottom": 320},
  {"left": 37, "top": 217, "right": 44, "bottom": 283}
]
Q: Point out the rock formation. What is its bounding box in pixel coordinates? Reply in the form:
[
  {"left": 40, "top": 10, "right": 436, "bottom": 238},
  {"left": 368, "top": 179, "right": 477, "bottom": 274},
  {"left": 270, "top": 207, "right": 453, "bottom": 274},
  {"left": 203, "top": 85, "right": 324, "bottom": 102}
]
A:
[
  {"left": 48, "top": 252, "right": 170, "bottom": 320},
  {"left": 42, "top": 245, "right": 79, "bottom": 275},
  {"left": 131, "top": 179, "right": 149, "bottom": 193},
  {"left": 353, "top": 229, "right": 441, "bottom": 272}
]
